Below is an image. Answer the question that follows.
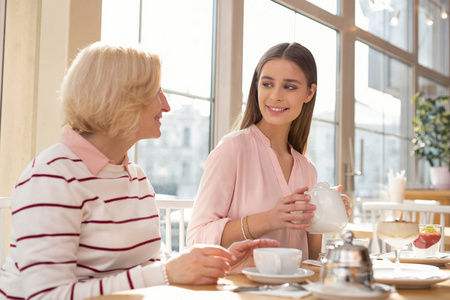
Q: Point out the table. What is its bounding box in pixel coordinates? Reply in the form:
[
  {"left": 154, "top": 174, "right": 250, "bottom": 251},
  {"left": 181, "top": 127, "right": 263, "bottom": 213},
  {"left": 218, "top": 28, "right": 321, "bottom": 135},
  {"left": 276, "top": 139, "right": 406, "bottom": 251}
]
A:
[
  {"left": 86, "top": 264, "right": 450, "bottom": 300},
  {"left": 405, "top": 189, "right": 450, "bottom": 204}
]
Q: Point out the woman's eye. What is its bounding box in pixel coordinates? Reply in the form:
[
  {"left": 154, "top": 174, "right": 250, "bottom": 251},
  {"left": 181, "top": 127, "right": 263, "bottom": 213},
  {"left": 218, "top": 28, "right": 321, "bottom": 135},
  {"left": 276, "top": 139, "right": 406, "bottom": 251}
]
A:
[
  {"left": 261, "top": 82, "right": 272, "bottom": 88},
  {"left": 285, "top": 85, "right": 297, "bottom": 90}
]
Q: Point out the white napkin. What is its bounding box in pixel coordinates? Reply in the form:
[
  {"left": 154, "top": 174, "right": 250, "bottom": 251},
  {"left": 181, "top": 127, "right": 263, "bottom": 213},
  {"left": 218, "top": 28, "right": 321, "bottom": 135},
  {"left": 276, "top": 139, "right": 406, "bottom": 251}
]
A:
[{"left": 245, "top": 285, "right": 311, "bottom": 298}]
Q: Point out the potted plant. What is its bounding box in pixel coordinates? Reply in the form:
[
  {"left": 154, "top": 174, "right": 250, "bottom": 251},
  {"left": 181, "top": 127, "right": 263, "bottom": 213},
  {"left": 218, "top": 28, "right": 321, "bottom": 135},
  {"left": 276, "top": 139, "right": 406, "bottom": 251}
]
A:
[{"left": 411, "top": 92, "right": 450, "bottom": 189}]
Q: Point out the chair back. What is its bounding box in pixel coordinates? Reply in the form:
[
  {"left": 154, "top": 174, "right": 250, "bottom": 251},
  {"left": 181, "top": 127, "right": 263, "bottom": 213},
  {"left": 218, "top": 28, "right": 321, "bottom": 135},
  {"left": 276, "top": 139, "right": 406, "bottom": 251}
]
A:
[
  {"left": 155, "top": 198, "right": 194, "bottom": 256},
  {"left": 362, "top": 201, "right": 450, "bottom": 253},
  {"left": 0, "top": 197, "right": 11, "bottom": 265}
]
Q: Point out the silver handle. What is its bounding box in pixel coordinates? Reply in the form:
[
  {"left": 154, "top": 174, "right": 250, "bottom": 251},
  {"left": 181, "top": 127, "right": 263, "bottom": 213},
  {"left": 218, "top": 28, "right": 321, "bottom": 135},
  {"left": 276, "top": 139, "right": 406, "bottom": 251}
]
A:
[
  {"left": 346, "top": 138, "right": 364, "bottom": 177},
  {"left": 344, "top": 138, "right": 364, "bottom": 189}
]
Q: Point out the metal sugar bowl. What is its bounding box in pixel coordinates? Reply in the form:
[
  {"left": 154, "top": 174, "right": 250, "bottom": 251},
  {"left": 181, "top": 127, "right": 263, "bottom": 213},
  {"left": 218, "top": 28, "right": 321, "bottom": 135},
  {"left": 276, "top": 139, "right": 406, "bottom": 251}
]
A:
[{"left": 320, "top": 231, "right": 373, "bottom": 286}]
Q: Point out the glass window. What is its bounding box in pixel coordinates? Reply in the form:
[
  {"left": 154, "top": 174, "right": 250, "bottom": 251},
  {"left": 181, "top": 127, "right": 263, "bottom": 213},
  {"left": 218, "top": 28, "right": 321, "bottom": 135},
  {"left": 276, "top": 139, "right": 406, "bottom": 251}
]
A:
[
  {"left": 354, "top": 41, "right": 412, "bottom": 201},
  {"left": 242, "top": 0, "right": 295, "bottom": 105},
  {"left": 306, "top": 0, "right": 339, "bottom": 15},
  {"left": 101, "top": 0, "right": 140, "bottom": 44},
  {"left": 418, "top": 76, "right": 449, "bottom": 98},
  {"left": 295, "top": 14, "right": 338, "bottom": 183},
  {"left": 355, "top": 0, "right": 413, "bottom": 52},
  {"left": 243, "top": 0, "right": 339, "bottom": 184},
  {"left": 418, "top": 0, "right": 449, "bottom": 76},
  {"left": 141, "top": 0, "right": 214, "bottom": 98},
  {"left": 102, "top": 0, "right": 214, "bottom": 199},
  {"left": 101, "top": 0, "right": 214, "bottom": 252}
]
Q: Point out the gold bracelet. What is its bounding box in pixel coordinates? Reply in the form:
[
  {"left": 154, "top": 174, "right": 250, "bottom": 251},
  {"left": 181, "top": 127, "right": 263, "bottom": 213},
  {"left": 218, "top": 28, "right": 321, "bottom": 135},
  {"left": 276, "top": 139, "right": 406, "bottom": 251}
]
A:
[
  {"left": 245, "top": 215, "right": 255, "bottom": 240},
  {"left": 240, "top": 216, "right": 248, "bottom": 240}
]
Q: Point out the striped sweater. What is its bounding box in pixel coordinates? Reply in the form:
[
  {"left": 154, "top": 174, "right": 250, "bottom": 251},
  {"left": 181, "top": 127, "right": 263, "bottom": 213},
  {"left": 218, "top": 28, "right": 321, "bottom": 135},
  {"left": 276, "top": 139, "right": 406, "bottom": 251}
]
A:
[{"left": 0, "top": 129, "right": 165, "bottom": 299}]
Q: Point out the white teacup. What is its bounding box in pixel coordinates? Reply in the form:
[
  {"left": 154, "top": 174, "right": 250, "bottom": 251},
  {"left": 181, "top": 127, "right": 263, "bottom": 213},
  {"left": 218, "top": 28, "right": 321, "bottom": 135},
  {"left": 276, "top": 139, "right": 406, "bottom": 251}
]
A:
[{"left": 253, "top": 248, "right": 302, "bottom": 275}]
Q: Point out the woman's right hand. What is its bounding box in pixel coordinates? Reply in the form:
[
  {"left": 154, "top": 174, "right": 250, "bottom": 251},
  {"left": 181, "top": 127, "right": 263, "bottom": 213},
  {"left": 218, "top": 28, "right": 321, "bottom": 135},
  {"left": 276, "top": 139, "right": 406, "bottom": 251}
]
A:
[
  {"left": 164, "top": 244, "right": 236, "bottom": 285},
  {"left": 267, "top": 187, "right": 316, "bottom": 230}
]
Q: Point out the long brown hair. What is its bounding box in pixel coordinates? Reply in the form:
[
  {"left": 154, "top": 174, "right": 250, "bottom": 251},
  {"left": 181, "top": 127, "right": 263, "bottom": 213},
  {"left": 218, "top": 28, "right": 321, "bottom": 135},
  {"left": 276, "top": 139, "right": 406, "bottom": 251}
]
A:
[{"left": 238, "top": 42, "right": 317, "bottom": 155}]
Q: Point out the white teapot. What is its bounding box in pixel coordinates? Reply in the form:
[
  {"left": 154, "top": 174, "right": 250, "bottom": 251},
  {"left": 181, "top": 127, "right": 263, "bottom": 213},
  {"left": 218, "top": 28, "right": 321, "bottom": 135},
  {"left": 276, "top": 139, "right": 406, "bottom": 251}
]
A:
[{"left": 304, "top": 182, "right": 348, "bottom": 234}]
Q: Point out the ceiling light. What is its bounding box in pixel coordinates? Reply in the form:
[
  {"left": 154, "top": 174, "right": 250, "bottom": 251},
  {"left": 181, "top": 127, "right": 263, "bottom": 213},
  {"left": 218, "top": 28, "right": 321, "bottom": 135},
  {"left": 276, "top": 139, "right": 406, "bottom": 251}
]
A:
[
  {"left": 441, "top": 5, "right": 448, "bottom": 19},
  {"left": 425, "top": 13, "right": 434, "bottom": 26},
  {"left": 390, "top": 11, "right": 400, "bottom": 26}
]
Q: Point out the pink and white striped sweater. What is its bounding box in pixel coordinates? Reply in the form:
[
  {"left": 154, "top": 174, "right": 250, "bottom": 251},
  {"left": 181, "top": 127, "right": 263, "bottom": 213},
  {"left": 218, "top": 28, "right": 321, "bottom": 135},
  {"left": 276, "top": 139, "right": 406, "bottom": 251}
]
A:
[{"left": 0, "top": 128, "right": 165, "bottom": 299}]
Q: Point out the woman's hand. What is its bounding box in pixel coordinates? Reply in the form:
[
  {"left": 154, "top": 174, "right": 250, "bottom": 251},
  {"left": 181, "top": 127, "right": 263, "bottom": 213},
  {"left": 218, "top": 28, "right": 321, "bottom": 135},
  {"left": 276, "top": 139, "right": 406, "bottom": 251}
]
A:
[
  {"left": 335, "top": 185, "right": 352, "bottom": 219},
  {"left": 164, "top": 244, "right": 235, "bottom": 285},
  {"left": 227, "top": 239, "right": 281, "bottom": 274},
  {"left": 267, "top": 187, "right": 316, "bottom": 231}
]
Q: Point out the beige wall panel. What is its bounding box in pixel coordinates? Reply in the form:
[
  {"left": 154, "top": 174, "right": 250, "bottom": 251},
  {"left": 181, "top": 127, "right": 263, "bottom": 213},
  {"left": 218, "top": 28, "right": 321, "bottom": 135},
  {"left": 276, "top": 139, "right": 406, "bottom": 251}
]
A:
[
  {"left": 0, "top": 0, "right": 41, "bottom": 196},
  {"left": 67, "top": 0, "right": 102, "bottom": 64},
  {"left": 35, "top": 0, "right": 70, "bottom": 154}
]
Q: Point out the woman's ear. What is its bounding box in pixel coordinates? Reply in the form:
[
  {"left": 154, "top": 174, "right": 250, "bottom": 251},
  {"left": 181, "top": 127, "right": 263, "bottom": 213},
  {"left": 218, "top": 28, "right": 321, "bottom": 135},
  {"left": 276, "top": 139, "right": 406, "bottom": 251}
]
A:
[{"left": 305, "top": 83, "right": 317, "bottom": 103}]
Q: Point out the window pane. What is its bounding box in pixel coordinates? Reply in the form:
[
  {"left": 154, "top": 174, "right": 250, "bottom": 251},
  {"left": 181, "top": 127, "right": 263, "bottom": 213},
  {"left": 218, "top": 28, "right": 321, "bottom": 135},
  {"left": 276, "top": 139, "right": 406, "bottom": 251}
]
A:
[
  {"left": 418, "top": 0, "right": 449, "bottom": 76},
  {"left": 355, "top": 42, "right": 412, "bottom": 136},
  {"left": 295, "top": 14, "right": 338, "bottom": 122},
  {"left": 354, "top": 41, "right": 413, "bottom": 202},
  {"left": 418, "top": 76, "right": 449, "bottom": 98},
  {"left": 355, "top": 0, "right": 413, "bottom": 52},
  {"left": 136, "top": 93, "right": 211, "bottom": 198},
  {"left": 102, "top": 1, "right": 214, "bottom": 251},
  {"left": 242, "top": 0, "right": 295, "bottom": 104},
  {"left": 101, "top": 0, "right": 140, "bottom": 43},
  {"left": 309, "top": 121, "right": 336, "bottom": 185},
  {"left": 354, "top": 129, "right": 383, "bottom": 200},
  {"left": 140, "top": 0, "right": 214, "bottom": 98},
  {"left": 306, "top": 0, "right": 338, "bottom": 15}
]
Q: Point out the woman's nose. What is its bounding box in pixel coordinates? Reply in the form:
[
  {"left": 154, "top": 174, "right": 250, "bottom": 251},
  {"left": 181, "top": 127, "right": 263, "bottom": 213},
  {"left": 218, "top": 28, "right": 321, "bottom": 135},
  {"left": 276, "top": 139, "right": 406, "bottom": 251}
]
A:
[
  {"left": 160, "top": 90, "right": 171, "bottom": 112},
  {"left": 271, "top": 88, "right": 284, "bottom": 101}
]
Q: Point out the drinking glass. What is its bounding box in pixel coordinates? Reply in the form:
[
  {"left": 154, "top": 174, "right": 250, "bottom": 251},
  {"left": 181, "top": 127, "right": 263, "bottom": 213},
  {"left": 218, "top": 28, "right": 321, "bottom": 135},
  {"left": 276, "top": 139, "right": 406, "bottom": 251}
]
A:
[
  {"left": 376, "top": 221, "right": 419, "bottom": 276},
  {"left": 412, "top": 224, "right": 442, "bottom": 258}
]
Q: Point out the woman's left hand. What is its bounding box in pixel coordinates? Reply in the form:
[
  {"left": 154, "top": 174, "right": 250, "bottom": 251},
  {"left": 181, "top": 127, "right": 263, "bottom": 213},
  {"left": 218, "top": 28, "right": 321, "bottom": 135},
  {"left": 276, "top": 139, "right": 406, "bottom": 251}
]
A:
[
  {"left": 335, "top": 185, "right": 352, "bottom": 219},
  {"left": 227, "top": 239, "right": 281, "bottom": 274}
]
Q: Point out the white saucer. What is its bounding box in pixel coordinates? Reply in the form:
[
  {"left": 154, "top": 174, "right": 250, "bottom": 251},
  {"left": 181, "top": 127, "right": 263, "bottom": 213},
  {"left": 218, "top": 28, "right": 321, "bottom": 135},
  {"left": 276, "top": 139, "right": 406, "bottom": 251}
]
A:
[
  {"left": 373, "top": 262, "right": 450, "bottom": 288},
  {"left": 242, "top": 267, "right": 314, "bottom": 284},
  {"left": 304, "top": 282, "right": 393, "bottom": 300},
  {"left": 380, "top": 251, "right": 450, "bottom": 266}
]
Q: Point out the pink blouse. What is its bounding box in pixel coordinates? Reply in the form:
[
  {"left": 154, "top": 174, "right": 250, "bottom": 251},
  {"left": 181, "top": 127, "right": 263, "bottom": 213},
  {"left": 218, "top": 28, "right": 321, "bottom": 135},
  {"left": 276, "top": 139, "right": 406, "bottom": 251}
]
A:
[{"left": 186, "top": 124, "right": 318, "bottom": 259}]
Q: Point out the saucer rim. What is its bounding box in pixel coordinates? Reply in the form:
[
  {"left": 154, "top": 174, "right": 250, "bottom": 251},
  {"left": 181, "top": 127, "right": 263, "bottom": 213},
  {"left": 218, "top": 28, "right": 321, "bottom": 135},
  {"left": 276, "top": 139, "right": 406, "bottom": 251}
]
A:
[
  {"left": 305, "top": 283, "right": 393, "bottom": 300},
  {"left": 242, "top": 267, "right": 314, "bottom": 279}
]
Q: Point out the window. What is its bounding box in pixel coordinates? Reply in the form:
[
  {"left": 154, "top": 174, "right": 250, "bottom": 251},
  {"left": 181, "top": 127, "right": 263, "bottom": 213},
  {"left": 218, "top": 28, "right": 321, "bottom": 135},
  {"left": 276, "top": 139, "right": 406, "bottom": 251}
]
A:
[
  {"left": 418, "top": 0, "right": 450, "bottom": 76},
  {"left": 101, "top": 0, "right": 214, "bottom": 199},
  {"left": 243, "top": 0, "right": 339, "bottom": 184},
  {"left": 355, "top": 0, "right": 413, "bottom": 52},
  {"left": 354, "top": 41, "right": 412, "bottom": 201},
  {"left": 101, "top": 0, "right": 214, "bottom": 252}
]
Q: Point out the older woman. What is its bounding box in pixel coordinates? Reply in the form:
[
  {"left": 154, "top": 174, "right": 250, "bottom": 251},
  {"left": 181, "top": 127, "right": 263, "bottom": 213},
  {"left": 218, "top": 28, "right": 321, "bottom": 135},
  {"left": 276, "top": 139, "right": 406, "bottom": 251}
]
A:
[{"left": 0, "top": 42, "right": 279, "bottom": 300}]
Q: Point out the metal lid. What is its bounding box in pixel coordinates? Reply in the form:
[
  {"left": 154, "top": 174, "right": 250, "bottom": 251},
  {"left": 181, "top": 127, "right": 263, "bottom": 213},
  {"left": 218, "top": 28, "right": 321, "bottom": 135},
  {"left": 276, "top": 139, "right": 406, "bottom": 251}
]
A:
[{"left": 325, "top": 231, "right": 372, "bottom": 267}]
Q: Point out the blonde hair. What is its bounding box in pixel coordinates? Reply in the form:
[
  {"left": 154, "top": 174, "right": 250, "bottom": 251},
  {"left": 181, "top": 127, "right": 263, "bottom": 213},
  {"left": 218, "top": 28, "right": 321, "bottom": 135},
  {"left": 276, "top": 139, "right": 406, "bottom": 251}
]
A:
[
  {"left": 60, "top": 42, "right": 161, "bottom": 137},
  {"left": 238, "top": 42, "right": 317, "bottom": 155}
]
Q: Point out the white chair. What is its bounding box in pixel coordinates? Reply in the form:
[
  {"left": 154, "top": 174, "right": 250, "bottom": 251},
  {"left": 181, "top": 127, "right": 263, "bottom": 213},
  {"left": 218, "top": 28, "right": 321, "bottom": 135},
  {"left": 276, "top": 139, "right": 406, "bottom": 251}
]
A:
[
  {"left": 155, "top": 198, "right": 194, "bottom": 255},
  {"left": 362, "top": 201, "right": 450, "bottom": 253},
  {"left": 0, "top": 197, "right": 11, "bottom": 265}
]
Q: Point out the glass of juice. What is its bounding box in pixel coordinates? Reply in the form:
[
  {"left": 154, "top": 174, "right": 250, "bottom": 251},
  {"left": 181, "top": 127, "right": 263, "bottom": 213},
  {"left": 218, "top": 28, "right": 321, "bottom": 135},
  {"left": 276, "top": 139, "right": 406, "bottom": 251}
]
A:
[{"left": 412, "top": 224, "right": 442, "bottom": 258}]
